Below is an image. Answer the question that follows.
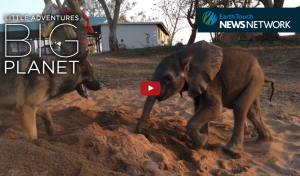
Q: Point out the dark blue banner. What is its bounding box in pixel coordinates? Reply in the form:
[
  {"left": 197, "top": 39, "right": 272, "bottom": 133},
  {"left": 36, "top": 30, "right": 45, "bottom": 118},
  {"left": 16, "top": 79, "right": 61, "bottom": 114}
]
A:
[{"left": 198, "top": 8, "right": 300, "bottom": 32}]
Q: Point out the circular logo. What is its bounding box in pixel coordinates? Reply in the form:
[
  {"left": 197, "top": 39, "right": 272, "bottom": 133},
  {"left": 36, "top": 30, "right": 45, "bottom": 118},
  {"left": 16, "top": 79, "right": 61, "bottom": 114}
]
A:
[{"left": 202, "top": 11, "right": 217, "bottom": 26}]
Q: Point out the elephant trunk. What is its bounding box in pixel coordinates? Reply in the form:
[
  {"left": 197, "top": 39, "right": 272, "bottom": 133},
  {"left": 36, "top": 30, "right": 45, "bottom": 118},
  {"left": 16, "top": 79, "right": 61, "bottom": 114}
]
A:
[{"left": 135, "top": 96, "right": 156, "bottom": 133}]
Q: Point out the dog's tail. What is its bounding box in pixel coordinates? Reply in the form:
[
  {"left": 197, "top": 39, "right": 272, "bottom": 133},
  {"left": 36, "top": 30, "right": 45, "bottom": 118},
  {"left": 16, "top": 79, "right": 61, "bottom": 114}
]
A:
[{"left": 264, "top": 76, "right": 275, "bottom": 101}]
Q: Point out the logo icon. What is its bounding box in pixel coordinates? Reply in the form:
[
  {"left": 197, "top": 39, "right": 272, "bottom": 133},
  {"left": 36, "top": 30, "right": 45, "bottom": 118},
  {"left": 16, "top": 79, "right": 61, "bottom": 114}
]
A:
[
  {"left": 140, "top": 81, "right": 161, "bottom": 96},
  {"left": 202, "top": 11, "right": 217, "bottom": 26}
]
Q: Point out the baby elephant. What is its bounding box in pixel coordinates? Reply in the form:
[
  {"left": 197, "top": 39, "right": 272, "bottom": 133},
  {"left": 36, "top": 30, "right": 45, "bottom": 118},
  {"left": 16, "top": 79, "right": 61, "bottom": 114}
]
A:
[{"left": 136, "top": 40, "right": 274, "bottom": 155}]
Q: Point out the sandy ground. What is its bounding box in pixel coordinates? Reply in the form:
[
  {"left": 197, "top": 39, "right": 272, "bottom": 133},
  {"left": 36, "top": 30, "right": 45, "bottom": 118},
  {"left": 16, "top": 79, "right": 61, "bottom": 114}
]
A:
[{"left": 0, "top": 44, "right": 300, "bottom": 176}]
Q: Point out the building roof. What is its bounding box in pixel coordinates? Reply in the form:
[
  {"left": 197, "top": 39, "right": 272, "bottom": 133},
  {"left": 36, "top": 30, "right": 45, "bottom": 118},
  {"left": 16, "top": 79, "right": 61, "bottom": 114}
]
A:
[
  {"left": 0, "top": 17, "right": 107, "bottom": 33},
  {"left": 98, "top": 22, "right": 170, "bottom": 36}
]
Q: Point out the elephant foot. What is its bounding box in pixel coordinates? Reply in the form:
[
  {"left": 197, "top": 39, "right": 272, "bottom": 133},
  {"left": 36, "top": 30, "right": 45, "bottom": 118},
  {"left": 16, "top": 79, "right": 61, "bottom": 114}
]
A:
[
  {"left": 46, "top": 126, "right": 55, "bottom": 136},
  {"left": 223, "top": 142, "right": 243, "bottom": 156},
  {"left": 189, "top": 131, "right": 208, "bottom": 150},
  {"left": 257, "top": 130, "right": 274, "bottom": 142}
]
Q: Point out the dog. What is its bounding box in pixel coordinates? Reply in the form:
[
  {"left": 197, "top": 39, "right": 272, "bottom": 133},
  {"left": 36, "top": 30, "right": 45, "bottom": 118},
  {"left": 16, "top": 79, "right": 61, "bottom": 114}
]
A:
[{"left": 0, "top": 50, "right": 101, "bottom": 139}]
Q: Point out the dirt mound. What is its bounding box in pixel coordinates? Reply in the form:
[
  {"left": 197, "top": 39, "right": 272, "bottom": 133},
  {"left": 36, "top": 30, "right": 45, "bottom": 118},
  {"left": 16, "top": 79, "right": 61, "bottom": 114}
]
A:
[
  {"left": 1, "top": 96, "right": 300, "bottom": 176},
  {"left": 0, "top": 108, "right": 202, "bottom": 175}
]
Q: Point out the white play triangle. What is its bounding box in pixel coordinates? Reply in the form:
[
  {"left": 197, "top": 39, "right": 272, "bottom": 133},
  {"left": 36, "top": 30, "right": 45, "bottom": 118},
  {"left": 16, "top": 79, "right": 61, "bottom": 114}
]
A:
[{"left": 148, "top": 85, "right": 154, "bottom": 91}]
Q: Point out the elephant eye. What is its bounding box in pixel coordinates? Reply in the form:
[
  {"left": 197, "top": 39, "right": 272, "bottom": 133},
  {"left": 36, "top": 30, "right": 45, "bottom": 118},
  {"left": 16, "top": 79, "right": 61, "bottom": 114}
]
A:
[{"left": 165, "top": 75, "right": 173, "bottom": 81}]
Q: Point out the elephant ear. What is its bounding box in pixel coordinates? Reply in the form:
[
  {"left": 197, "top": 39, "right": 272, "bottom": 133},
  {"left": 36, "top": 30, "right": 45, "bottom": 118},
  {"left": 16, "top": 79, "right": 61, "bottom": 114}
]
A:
[{"left": 180, "top": 40, "right": 223, "bottom": 97}]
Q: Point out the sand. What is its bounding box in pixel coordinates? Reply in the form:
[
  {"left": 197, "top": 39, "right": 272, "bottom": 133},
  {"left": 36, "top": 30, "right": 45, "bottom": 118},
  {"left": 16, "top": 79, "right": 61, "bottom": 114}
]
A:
[{"left": 0, "top": 46, "right": 299, "bottom": 176}]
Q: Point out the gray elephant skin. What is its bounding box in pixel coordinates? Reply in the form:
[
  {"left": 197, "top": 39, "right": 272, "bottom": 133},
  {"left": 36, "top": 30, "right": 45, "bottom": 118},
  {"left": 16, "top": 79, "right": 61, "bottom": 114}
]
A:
[{"left": 136, "top": 40, "right": 275, "bottom": 155}]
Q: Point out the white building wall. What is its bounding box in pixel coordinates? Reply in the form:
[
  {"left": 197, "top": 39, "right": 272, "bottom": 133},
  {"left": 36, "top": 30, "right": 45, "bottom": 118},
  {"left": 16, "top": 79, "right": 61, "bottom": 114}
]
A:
[{"left": 101, "top": 24, "right": 160, "bottom": 52}]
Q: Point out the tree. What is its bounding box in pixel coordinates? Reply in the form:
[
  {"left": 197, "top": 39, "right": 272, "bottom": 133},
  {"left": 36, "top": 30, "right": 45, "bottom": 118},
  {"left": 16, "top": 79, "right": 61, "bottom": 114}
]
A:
[
  {"left": 129, "top": 11, "right": 159, "bottom": 22},
  {"left": 45, "top": 0, "right": 88, "bottom": 55},
  {"left": 154, "top": 0, "right": 187, "bottom": 45},
  {"left": 200, "top": 0, "right": 231, "bottom": 42},
  {"left": 232, "top": 0, "right": 260, "bottom": 40},
  {"left": 97, "top": 0, "right": 123, "bottom": 51},
  {"left": 186, "top": 0, "right": 200, "bottom": 45},
  {"left": 81, "top": 0, "right": 136, "bottom": 51},
  {"left": 202, "top": 0, "right": 261, "bottom": 42},
  {"left": 83, "top": 0, "right": 136, "bottom": 21},
  {"left": 232, "top": 0, "right": 260, "bottom": 8},
  {"left": 259, "top": 0, "right": 284, "bottom": 7},
  {"left": 258, "top": 0, "right": 285, "bottom": 41}
]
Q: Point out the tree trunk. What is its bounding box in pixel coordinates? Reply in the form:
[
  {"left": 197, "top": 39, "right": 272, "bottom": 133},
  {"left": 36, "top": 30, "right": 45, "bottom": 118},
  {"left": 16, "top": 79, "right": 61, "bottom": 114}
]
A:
[
  {"left": 108, "top": 23, "right": 119, "bottom": 51},
  {"left": 168, "top": 34, "right": 175, "bottom": 45},
  {"left": 187, "top": 0, "right": 198, "bottom": 45},
  {"left": 273, "top": 0, "right": 284, "bottom": 8},
  {"left": 44, "top": 0, "right": 88, "bottom": 55},
  {"left": 259, "top": 0, "right": 284, "bottom": 41},
  {"left": 259, "top": 0, "right": 273, "bottom": 7},
  {"left": 187, "top": 27, "right": 197, "bottom": 45},
  {"left": 66, "top": 0, "right": 88, "bottom": 53},
  {"left": 209, "top": 32, "right": 214, "bottom": 42},
  {"left": 98, "top": 0, "right": 121, "bottom": 51}
]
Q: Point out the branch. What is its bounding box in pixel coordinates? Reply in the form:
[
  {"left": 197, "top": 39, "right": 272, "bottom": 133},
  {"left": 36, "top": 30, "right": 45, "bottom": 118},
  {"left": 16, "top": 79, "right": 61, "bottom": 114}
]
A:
[
  {"left": 254, "top": 0, "right": 260, "bottom": 7},
  {"left": 242, "top": 0, "right": 247, "bottom": 7},
  {"left": 273, "top": 0, "right": 284, "bottom": 8},
  {"left": 187, "top": 15, "right": 193, "bottom": 27},
  {"left": 259, "top": 0, "right": 272, "bottom": 7},
  {"left": 113, "top": 0, "right": 122, "bottom": 26},
  {"left": 174, "top": 25, "right": 187, "bottom": 33},
  {"left": 56, "top": 0, "right": 62, "bottom": 8},
  {"left": 98, "top": 0, "right": 113, "bottom": 23},
  {"left": 232, "top": 0, "right": 238, "bottom": 8},
  {"left": 187, "top": 1, "right": 194, "bottom": 18}
]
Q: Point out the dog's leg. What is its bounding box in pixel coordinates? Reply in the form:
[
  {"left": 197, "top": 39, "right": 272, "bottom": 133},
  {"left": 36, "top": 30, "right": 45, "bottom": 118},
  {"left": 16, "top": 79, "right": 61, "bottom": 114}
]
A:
[
  {"left": 17, "top": 105, "right": 38, "bottom": 140},
  {"left": 36, "top": 106, "right": 55, "bottom": 136}
]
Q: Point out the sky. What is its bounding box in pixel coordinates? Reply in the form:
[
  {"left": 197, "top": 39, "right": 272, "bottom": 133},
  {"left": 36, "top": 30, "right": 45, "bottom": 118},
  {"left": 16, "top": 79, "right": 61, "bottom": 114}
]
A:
[{"left": 0, "top": 0, "right": 300, "bottom": 45}]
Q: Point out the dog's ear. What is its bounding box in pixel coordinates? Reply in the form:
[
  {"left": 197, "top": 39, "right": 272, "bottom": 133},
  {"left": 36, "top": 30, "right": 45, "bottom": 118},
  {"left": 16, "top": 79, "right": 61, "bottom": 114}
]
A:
[{"left": 180, "top": 40, "right": 223, "bottom": 98}]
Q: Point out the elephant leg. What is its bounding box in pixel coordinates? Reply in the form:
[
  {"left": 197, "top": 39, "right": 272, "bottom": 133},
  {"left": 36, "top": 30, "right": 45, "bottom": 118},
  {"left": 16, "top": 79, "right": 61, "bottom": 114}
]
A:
[
  {"left": 223, "top": 107, "right": 248, "bottom": 154},
  {"left": 223, "top": 82, "right": 262, "bottom": 155},
  {"left": 36, "top": 105, "right": 55, "bottom": 136},
  {"left": 193, "top": 96, "right": 208, "bottom": 135},
  {"left": 247, "top": 97, "right": 273, "bottom": 142},
  {"left": 193, "top": 96, "right": 201, "bottom": 113},
  {"left": 187, "top": 98, "right": 222, "bottom": 150}
]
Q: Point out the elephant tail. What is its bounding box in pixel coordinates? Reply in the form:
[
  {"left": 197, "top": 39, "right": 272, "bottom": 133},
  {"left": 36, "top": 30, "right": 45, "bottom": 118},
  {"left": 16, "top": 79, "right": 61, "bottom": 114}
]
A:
[{"left": 264, "top": 77, "right": 275, "bottom": 101}]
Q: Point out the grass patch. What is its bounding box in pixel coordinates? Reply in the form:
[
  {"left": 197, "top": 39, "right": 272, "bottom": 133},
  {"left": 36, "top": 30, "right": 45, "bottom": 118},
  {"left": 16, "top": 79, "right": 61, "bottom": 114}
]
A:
[
  {"left": 212, "top": 37, "right": 300, "bottom": 48},
  {"left": 91, "top": 45, "right": 185, "bottom": 58},
  {"left": 88, "top": 36, "right": 300, "bottom": 90}
]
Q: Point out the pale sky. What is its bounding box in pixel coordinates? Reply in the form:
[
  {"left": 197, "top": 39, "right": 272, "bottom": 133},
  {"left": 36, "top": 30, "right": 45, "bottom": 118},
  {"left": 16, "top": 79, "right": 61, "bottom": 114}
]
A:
[{"left": 0, "top": 0, "right": 300, "bottom": 44}]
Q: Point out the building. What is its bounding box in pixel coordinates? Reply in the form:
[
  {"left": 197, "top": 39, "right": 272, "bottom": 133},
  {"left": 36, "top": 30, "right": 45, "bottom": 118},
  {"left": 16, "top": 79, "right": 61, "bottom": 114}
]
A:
[
  {"left": 99, "top": 22, "right": 170, "bottom": 52},
  {"left": 0, "top": 18, "right": 170, "bottom": 55}
]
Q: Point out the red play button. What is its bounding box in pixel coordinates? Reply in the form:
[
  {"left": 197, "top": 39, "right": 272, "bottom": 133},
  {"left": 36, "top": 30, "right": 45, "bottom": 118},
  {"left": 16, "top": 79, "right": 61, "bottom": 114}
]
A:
[{"left": 140, "top": 81, "right": 161, "bottom": 96}]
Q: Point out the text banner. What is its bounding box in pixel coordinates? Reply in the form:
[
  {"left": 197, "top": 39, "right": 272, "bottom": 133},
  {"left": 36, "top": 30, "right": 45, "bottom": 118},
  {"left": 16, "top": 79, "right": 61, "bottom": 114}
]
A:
[{"left": 198, "top": 8, "right": 300, "bottom": 32}]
